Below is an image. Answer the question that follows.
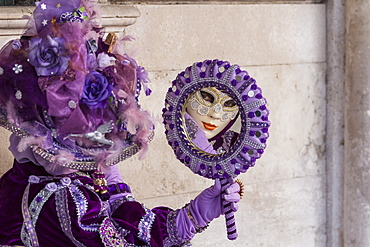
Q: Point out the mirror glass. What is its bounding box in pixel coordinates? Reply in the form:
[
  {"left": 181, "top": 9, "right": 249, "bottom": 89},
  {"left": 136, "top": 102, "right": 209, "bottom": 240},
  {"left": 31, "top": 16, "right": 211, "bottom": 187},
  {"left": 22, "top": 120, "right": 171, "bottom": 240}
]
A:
[
  {"left": 183, "top": 87, "right": 241, "bottom": 155},
  {"left": 163, "top": 59, "right": 270, "bottom": 179}
]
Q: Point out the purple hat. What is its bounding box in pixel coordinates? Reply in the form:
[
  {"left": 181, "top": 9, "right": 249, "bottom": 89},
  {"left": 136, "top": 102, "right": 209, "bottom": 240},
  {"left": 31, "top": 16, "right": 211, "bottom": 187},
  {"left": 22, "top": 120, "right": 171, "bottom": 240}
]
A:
[{"left": 0, "top": 0, "right": 153, "bottom": 171}]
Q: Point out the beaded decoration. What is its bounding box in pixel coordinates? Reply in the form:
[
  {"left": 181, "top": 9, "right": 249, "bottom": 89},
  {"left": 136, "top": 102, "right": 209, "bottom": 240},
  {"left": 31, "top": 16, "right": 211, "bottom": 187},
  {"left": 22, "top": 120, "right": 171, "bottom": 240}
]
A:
[
  {"left": 162, "top": 59, "right": 270, "bottom": 179},
  {"left": 0, "top": 0, "right": 153, "bottom": 171}
]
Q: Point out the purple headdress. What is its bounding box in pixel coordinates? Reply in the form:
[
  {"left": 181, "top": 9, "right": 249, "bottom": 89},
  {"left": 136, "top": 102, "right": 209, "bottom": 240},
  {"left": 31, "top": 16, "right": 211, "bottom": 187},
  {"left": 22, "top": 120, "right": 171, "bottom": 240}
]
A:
[{"left": 0, "top": 0, "right": 153, "bottom": 171}]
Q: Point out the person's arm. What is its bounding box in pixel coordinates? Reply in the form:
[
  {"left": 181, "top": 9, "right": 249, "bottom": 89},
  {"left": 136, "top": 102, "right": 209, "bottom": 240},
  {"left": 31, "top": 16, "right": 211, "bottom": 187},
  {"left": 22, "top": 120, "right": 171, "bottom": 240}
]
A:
[{"left": 164, "top": 179, "right": 240, "bottom": 246}]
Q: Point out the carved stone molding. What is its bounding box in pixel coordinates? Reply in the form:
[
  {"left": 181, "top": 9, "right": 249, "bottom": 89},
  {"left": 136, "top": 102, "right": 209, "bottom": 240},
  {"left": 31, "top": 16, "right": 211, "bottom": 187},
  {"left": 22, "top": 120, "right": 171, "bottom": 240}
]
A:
[
  {"left": 0, "top": 5, "right": 140, "bottom": 38},
  {"left": 112, "top": 0, "right": 322, "bottom": 3}
]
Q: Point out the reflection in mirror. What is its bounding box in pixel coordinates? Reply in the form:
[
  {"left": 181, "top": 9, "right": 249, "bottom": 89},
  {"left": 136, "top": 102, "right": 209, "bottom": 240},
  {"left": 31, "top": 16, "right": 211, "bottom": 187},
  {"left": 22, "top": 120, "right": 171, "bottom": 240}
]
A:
[
  {"left": 183, "top": 87, "right": 240, "bottom": 154},
  {"left": 163, "top": 59, "right": 271, "bottom": 240},
  {"left": 163, "top": 59, "right": 270, "bottom": 180}
]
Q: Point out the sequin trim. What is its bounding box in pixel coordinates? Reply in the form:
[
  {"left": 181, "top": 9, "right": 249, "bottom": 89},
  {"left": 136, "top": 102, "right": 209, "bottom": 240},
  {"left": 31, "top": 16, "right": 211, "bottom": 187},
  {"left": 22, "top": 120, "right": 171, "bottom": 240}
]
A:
[
  {"left": 99, "top": 217, "right": 126, "bottom": 247},
  {"left": 55, "top": 188, "right": 86, "bottom": 247},
  {"left": 69, "top": 184, "right": 100, "bottom": 232},
  {"left": 138, "top": 205, "right": 156, "bottom": 244}
]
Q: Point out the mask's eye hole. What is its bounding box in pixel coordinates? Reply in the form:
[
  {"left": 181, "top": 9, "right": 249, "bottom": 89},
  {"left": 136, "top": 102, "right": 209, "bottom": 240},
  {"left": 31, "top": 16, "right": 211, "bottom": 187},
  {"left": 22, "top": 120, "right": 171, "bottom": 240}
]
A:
[
  {"left": 200, "top": 91, "right": 214, "bottom": 103},
  {"left": 224, "top": 99, "right": 237, "bottom": 107}
]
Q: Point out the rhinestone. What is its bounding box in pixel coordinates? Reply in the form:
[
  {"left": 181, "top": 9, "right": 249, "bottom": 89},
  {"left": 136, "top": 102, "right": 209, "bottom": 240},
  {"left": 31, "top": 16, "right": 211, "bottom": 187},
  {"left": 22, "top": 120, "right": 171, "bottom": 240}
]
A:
[
  {"left": 15, "top": 90, "right": 22, "bottom": 100},
  {"left": 198, "top": 106, "right": 209, "bottom": 116},
  {"left": 51, "top": 129, "right": 57, "bottom": 138},
  {"left": 172, "top": 85, "right": 177, "bottom": 92},
  {"left": 256, "top": 131, "right": 261, "bottom": 137},
  {"left": 13, "top": 64, "right": 23, "bottom": 74},
  {"left": 201, "top": 66, "right": 206, "bottom": 72},
  {"left": 219, "top": 66, "right": 225, "bottom": 73},
  {"left": 248, "top": 91, "right": 255, "bottom": 97},
  {"left": 235, "top": 76, "right": 242, "bottom": 82},
  {"left": 217, "top": 170, "right": 224, "bottom": 175},
  {"left": 235, "top": 163, "right": 242, "bottom": 170},
  {"left": 68, "top": 100, "right": 77, "bottom": 109},
  {"left": 184, "top": 73, "right": 189, "bottom": 78},
  {"left": 213, "top": 103, "right": 222, "bottom": 113},
  {"left": 191, "top": 100, "right": 200, "bottom": 110}
]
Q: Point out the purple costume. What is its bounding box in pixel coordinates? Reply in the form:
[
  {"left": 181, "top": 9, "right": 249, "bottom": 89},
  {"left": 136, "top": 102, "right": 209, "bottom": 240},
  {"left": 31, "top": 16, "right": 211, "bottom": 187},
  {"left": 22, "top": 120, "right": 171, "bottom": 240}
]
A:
[
  {"left": 0, "top": 1, "right": 241, "bottom": 246},
  {"left": 0, "top": 160, "right": 174, "bottom": 246}
]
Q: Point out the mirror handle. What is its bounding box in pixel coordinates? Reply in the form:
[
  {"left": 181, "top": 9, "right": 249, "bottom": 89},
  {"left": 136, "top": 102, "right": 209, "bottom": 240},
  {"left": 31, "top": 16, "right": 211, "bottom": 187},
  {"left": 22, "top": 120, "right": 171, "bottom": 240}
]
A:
[{"left": 221, "top": 178, "right": 238, "bottom": 240}]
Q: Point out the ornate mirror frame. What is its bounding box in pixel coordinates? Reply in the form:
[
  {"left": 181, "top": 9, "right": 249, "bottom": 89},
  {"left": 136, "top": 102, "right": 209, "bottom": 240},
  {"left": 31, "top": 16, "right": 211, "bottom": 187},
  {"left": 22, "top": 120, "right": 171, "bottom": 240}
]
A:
[{"left": 163, "top": 59, "right": 270, "bottom": 180}]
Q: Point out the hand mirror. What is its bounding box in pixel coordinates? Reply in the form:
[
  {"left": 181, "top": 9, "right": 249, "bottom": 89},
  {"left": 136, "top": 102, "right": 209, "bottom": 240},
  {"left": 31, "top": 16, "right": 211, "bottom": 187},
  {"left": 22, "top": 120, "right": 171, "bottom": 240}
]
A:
[{"left": 162, "top": 59, "right": 270, "bottom": 239}]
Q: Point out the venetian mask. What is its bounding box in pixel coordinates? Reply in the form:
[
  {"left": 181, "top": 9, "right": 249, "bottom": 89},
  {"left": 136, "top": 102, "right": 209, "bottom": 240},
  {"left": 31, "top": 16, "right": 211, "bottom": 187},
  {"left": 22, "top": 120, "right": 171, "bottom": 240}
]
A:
[{"left": 186, "top": 87, "right": 239, "bottom": 139}]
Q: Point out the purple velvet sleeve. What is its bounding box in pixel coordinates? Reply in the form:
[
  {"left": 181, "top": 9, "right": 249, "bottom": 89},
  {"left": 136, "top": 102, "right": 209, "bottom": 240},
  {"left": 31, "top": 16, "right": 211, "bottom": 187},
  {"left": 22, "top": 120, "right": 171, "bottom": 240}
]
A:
[
  {"left": 152, "top": 207, "right": 193, "bottom": 247},
  {"left": 0, "top": 160, "right": 193, "bottom": 247}
]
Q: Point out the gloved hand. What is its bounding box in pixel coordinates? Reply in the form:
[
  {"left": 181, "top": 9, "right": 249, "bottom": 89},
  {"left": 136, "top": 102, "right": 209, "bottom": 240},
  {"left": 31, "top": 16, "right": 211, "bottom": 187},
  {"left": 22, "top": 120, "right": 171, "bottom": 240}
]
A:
[
  {"left": 176, "top": 178, "right": 241, "bottom": 239},
  {"left": 184, "top": 113, "right": 217, "bottom": 154}
]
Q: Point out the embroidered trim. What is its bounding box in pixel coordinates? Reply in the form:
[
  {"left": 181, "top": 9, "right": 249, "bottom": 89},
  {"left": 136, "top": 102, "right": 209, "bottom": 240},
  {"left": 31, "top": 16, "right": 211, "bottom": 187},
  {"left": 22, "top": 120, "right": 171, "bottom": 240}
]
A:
[
  {"left": 55, "top": 188, "right": 86, "bottom": 247},
  {"left": 99, "top": 217, "right": 126, "bottom": 247},
  {"left": 69, "top": 184, "right": 100, "bottom": 232},
  {"left": 164, "top": 210, "right": 191, "bottom": 247},
  {"left": 21, "top": 184, "right": 54, "bottom": 247},
  {"left": 99, "top": 217, "right": 150, "bottom": 247},
  {"left": 138, "top": 205, "right": 156, "bottom": 244},
  {"left": 20, "top": 183, "right": 39, "bottom": 247}
]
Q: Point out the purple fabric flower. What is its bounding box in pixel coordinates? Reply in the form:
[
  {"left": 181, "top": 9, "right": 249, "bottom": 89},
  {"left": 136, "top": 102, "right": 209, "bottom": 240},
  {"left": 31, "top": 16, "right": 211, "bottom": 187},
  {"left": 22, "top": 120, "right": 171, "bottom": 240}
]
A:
[
  {"left": 28, "top": 175, "right": 40, "bottom": 184},
  {"left": 81, "top": 71, "right": 113, "bottom": 109},
  {"left": 45, "top": 182, "right": 58, "bottom": 192},
  {"left": 61, "top": 177, "right": 71, "bottom": 186},
  {"left": 12, "top": 40, "right": 22, "bottom": 50},
  {"left": 28, "top": 35, "right": 69, "bottom": 76}
]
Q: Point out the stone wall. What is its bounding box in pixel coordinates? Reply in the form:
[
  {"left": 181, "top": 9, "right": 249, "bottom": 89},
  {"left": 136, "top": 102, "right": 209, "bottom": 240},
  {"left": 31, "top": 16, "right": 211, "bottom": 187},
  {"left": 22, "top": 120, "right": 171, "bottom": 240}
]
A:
[
  {"left": 123, "top": 4, "right": 327, "bottom": 246},
  {"left": 0, "top": 3, "right": 327, "bottom": 246}
]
